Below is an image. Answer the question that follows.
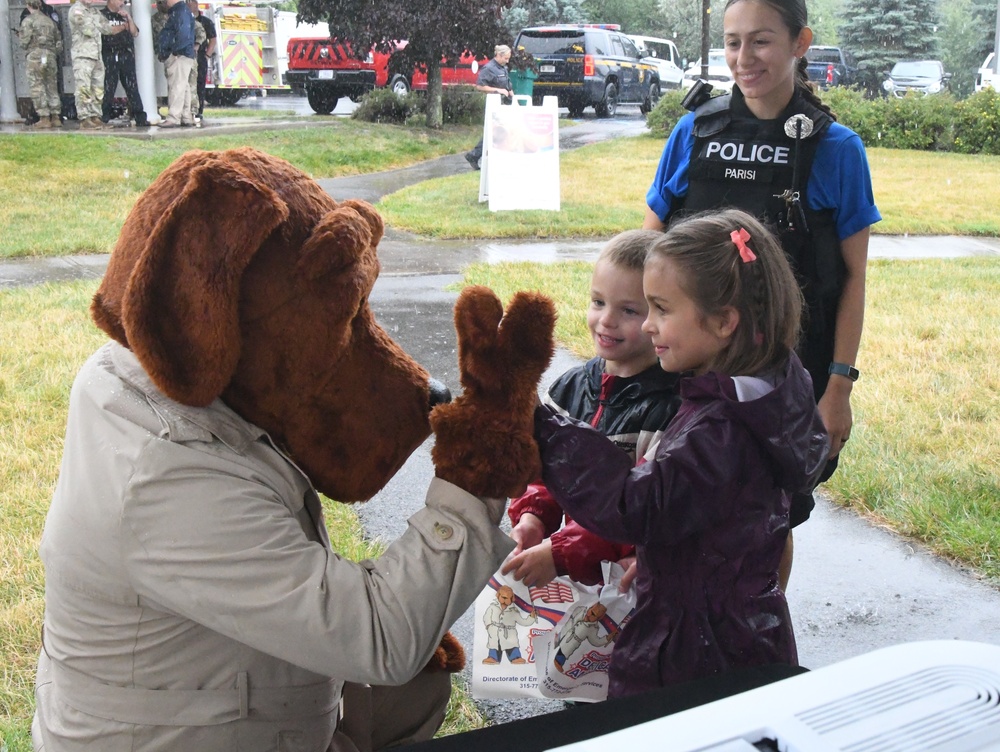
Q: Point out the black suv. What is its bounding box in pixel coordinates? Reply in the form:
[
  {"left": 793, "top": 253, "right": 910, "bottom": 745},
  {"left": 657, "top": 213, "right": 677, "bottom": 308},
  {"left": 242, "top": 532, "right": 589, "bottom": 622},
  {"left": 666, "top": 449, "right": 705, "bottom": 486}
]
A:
[{"left": 514, "top": 24, "right": 661, "bottom": 117}]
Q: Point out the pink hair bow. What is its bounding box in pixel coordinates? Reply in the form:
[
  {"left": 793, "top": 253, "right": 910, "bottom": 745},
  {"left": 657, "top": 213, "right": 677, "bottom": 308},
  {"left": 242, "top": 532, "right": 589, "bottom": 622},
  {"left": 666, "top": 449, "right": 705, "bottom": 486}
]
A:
[{"left": 731, "top": 228, "right": 756, "bottom": 263}]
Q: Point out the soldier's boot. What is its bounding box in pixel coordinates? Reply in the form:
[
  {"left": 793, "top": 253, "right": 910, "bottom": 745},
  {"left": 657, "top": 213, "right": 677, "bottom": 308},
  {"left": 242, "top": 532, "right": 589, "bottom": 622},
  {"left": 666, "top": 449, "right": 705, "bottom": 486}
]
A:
[
  {"left": 51, "top": 115, "right": 63, "bottom": 127},
  {"left": 79, "top": 117, "right": 101, "bottom": 130},
  {"left": 35, "top": 116, "right": 53, "bottom": 129}
]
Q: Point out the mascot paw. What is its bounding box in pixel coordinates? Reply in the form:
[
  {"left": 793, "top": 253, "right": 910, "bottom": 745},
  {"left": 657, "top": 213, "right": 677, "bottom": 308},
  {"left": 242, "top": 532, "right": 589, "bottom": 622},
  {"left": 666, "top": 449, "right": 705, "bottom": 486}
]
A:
[
  {"left": 425, "top": 630, "right": 465, "bottom": 673},
  {"left": 430, "top": 286, "right": 556, "bottom": 499}
]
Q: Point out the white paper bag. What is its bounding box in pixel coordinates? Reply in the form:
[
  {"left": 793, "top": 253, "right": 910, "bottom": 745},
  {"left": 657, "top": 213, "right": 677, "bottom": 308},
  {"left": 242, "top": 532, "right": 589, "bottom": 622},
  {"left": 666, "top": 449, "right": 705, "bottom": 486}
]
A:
[
  {"left": 534, "top": 561, "right": 636, "bottom": 702},
  {"left": 471, "top": 562, "right": 635, "bottom": 702}
]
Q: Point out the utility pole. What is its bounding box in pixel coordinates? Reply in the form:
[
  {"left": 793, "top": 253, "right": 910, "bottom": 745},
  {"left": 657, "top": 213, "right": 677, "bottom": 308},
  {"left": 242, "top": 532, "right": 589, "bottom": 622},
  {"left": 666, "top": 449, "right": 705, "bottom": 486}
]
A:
[
  {"left": 994, "top": 0, "right": 999, "bottom": 74},
  {"left": 0, "top": 0, "right": 18, "bottom": 122},
  {"left": 701, "top": 0, "right": 710, "bottom": 78}
]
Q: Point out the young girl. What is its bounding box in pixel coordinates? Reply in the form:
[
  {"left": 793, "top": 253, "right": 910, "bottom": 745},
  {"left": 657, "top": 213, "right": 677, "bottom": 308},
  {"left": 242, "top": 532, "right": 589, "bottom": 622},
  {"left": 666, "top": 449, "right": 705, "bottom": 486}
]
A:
[
  {"left": 533, "top": 209, "right": 830, "bottom": 698},
  {"left": 644, "top": 0, "right": 881, "bottom": 585},
  {"left": 503, "top": 230, "right": 682, "bottom": 590}
]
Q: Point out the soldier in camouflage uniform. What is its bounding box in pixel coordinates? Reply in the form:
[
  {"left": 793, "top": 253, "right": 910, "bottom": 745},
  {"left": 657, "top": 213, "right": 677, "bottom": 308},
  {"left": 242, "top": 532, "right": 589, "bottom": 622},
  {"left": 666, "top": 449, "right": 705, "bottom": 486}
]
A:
[
  {"left": 68, "top": 0, "right": 127, "bottom": 129},
  {"left": 19, "top": 0, "right": 63, "bottom": 129},
  {"left": 188, "top": 9, "right": 206, "bottom": 123},
  {"left": 151, "top": 0, "right": 168, "bottom": 58}
]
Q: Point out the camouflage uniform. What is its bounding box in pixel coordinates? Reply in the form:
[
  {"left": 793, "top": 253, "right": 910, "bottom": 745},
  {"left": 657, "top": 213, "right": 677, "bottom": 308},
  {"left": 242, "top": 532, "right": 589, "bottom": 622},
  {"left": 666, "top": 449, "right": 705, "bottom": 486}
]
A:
[
  {"left": 188, "top": 16, "right": 206, "bottom": 121},
  {"left": 68, "top": 0, "right": 114, "bottom": 121},
  {"left": 151, "top": 8, "right": 168, "bottom": 58},
  {"left": 19, "top": 10, "right": 63, "bottom": 122}
]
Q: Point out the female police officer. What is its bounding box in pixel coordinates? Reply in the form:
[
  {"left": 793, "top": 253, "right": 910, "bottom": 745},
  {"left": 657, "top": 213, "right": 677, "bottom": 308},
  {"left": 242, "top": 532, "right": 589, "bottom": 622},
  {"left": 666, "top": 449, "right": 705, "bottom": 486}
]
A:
[{"left": 643, "top": 0, "right": 881, "bottom": 588}]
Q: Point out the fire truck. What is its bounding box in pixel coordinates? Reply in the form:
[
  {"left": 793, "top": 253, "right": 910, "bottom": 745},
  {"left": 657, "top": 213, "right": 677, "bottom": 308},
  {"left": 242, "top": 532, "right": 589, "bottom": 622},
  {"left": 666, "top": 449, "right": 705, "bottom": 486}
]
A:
[
  {"left": 284, "top": 37, "right": 484, "bottom": 114},
  {"left": 198, "top": 1, "right": 288, "bottom": 105}
]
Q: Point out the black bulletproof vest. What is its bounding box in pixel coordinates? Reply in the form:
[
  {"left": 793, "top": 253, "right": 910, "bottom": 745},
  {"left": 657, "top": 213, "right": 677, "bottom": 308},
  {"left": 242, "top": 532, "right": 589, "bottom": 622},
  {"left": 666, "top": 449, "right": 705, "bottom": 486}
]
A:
[{"left": 672, "top": 88, "right": 845, "bottom": 398}]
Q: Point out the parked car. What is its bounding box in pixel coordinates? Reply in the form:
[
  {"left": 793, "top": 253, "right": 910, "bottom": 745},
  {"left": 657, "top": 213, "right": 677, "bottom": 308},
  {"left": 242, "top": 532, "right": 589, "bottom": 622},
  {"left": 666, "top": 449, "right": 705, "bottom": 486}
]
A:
[
  {"left": 682, "top": 49, "right": 734, "bottom": 93},
  {"left": 514, "top": 24, "right": 662, "bottom": 117},
  {"left": 805, "top": 45, "right": 857, "bottom": 88},
  {"left": 975, "top": 52, "right": 998, "bottom": 92},
  {"left": 285, "top": 38, "right": 484, "bottom": 114},
  {"left": 882, "top": 60, "right": 951, "bottom": 98},
  {"left": 629, "top": 34, "right": 684, "bottom": 91}
]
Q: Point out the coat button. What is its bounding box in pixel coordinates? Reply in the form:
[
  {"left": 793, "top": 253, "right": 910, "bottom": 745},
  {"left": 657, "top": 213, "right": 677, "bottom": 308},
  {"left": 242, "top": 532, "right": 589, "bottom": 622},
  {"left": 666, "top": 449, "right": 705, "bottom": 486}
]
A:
[{"left": 434, "top": 522, "right": 454, "bottom": 540}]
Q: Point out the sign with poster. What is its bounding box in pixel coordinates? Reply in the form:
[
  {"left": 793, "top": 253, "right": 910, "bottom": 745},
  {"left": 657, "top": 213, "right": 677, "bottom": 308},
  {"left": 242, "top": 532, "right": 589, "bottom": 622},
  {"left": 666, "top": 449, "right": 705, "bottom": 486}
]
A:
[
  {"left": 478, "top": 94, "right": 560, "bottom": 212},
  {"left": 471, "top": 562, "right": 635, "bottom": 703}
]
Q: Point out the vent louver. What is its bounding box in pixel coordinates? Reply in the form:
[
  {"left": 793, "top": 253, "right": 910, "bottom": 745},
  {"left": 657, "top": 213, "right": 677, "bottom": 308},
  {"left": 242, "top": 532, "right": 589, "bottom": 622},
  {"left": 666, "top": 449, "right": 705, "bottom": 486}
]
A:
[{"left": 798, "top": 665, "right": 1000, "bottom": 751}]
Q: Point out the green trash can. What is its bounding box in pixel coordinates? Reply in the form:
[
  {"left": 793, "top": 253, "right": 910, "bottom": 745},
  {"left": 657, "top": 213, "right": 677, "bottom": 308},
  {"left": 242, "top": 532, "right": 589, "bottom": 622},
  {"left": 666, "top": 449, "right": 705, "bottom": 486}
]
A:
[{"left": 509, "top": 70, "right": 538, "bottom": 103}]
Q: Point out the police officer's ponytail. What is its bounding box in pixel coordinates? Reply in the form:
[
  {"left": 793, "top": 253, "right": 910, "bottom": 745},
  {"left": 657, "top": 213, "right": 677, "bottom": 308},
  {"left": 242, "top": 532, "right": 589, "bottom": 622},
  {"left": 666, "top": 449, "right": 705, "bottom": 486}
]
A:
[{"left": 797, "top": 55, "right": 836, "bottom": 120}]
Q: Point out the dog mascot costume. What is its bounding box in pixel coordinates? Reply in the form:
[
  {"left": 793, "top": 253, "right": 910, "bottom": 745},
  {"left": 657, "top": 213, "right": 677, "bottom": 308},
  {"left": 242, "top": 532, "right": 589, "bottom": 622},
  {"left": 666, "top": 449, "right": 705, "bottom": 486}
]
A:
[{"left": 32, "top": 147, "right": 556, "bottom": 752}]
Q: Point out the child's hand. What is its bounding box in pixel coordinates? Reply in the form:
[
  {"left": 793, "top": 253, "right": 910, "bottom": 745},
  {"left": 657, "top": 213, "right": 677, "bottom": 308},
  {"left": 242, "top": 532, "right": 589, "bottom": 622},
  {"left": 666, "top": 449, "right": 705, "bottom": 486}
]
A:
[
  {"left": 501, "top": 539, "right": 556, "bottom": 588},
  {"left": 617, "top": 555, "right": 638, "bottom": 592},
  {"left": 509, "top": 513, "right": 545, "bottom": 554}
]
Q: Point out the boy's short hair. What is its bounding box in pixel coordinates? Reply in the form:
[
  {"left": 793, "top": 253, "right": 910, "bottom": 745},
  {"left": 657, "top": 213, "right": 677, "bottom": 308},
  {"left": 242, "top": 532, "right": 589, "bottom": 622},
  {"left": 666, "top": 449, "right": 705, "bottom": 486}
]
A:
[{"left": 597, "top": 229, "right": 663, "bottom": 272}]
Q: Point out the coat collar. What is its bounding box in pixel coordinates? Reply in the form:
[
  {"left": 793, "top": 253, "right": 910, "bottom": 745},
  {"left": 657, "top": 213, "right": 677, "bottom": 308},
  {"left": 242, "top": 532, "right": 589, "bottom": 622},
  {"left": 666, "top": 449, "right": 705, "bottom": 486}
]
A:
[{"left": 108, "top": 341, "right": 267, "bottom": 454}]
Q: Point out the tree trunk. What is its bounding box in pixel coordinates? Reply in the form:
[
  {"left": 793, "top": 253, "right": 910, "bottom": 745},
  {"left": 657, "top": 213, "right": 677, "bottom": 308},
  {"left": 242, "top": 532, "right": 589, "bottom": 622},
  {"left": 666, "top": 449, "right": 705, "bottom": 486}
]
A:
[{"left": 427, "top": 60, "right": 443, "bottom": 129}]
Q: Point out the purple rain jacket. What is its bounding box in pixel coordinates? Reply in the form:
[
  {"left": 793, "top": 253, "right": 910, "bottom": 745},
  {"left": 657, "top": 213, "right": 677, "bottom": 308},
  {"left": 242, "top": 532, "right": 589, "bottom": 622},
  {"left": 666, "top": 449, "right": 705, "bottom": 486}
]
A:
[{"left": 534, "top": 352, "right": 830, "bottom": 697}]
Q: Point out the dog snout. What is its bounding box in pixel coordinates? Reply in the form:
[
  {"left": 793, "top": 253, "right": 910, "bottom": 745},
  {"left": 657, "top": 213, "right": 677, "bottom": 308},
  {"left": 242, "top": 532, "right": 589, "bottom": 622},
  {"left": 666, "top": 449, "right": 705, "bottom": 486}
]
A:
[{"left": 428, "top": 378, "right": 452, "bottom": 409}]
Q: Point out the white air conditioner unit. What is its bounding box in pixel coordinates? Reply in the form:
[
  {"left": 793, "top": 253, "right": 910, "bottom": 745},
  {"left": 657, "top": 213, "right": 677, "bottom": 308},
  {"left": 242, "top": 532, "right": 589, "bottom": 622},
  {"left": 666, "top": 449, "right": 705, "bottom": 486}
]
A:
[{"left": 547, "top": 641, "right": 1000, "bottom": 752}]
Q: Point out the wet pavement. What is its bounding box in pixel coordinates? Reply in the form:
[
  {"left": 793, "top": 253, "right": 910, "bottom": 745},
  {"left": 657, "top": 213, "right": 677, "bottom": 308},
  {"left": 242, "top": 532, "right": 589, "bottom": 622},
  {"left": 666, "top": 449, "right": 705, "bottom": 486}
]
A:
[{"left": 3, "top": 107, "right": 1000, "bottom": 727}]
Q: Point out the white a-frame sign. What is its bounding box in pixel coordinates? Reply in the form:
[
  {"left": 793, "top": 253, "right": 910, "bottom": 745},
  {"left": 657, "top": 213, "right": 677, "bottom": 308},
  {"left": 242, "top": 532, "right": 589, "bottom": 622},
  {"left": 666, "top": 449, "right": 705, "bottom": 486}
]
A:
[{"left": 478, "top": 94, "right": 560, "bottom": 212}]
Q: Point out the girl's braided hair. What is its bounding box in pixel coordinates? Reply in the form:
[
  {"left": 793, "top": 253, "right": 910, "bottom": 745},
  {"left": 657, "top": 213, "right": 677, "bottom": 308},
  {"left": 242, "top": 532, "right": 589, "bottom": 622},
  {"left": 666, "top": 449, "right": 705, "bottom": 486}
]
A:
[
  {"left": 647, "top": 209, "right": 804, "bottom": 377},
  {"left": 724, "top": 0, "right": 837, "bottom": 120}
]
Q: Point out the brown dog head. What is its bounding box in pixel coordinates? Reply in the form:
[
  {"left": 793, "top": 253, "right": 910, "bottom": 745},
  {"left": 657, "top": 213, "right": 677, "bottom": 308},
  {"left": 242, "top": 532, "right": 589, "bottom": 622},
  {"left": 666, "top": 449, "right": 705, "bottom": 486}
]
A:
[{"left": 92, "top": 147, "right": 440, "bottom": 502}]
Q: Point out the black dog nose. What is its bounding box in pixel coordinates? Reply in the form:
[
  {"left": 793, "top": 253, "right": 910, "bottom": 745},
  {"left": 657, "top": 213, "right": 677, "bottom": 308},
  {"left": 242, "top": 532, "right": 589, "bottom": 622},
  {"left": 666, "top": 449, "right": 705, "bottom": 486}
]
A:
[{"left": 429, "top": 378, "right": 452, "bottom": 408}]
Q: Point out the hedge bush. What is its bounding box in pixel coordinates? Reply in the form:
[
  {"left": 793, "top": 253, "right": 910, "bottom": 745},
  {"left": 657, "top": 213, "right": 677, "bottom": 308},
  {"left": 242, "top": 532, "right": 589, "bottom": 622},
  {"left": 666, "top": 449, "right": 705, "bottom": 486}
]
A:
[
  {"left": 351, "top": 89, "right": 422, "bottom": 124},
  {"left": 646, "top": 89, "right": 689, "bottom": 139},
  {"left": 645, "top": 85, "right": 1000, "bottom": 156},
  {"left": 437, "top": 85, "right": 486, "bottom": 126},
  {"left": 953, "top": 88, "right": 1000, "bottom": 155},
  {"left": 352, "top": 86, "right": 488, "bottom": 126}
]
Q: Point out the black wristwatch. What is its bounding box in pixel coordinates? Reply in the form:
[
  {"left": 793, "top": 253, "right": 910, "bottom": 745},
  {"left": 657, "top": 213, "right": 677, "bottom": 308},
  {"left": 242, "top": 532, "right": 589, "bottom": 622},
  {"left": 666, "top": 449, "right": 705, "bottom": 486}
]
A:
[{"left": 829, "top": 362, "right": 860, "bottom": 381}]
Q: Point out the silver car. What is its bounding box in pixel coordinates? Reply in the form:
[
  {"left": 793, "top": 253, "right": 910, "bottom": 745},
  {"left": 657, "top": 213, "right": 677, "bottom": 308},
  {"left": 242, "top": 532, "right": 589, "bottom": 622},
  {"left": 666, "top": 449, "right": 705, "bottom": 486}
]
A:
[{"left": 883, "top": 60, "right": 951, "bottom": 97}]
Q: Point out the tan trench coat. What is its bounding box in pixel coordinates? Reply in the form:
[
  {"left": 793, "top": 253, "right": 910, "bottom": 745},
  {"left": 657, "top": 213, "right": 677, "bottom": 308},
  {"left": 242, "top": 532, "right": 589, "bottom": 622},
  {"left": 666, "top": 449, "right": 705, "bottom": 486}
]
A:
[{"left": 33, "top": 342, "right": 514, "bottom": 751}]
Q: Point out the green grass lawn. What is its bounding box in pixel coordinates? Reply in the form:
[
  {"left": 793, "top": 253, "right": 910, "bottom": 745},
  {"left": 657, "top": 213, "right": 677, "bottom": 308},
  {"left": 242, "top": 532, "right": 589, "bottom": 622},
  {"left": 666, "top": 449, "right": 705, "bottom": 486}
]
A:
[
  {"left": 378, "top": 141, "right": 1000, "bottom": 238},
  {"left": 2, "top": 126, "right": 1000, "bottom": 258},
  {"left": 0, "top": 121, "right": 478, "bottom": 258}
]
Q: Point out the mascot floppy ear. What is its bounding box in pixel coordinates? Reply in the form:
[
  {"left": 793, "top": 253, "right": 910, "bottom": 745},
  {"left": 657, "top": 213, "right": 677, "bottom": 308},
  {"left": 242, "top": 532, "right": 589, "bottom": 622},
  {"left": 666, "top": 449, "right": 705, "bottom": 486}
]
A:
[{"left": 92, "top": 152, "right": 289, "bottom": 407}]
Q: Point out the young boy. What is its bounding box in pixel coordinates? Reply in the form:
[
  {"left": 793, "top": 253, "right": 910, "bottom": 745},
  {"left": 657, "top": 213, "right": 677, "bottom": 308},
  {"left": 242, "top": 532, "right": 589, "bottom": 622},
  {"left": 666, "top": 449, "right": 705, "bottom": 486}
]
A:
[{"left": 502, "top": 230, "right": 682, "bottom": 589}]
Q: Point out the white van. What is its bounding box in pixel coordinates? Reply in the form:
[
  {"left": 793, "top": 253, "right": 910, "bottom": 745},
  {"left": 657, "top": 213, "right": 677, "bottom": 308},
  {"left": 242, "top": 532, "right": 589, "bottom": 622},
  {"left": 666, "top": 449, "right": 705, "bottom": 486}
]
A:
[
  {"left": 975, "top": 52, "right": 997, "bottom": 92},
  {"left": 628, "top": 35, "right": 685, "bottom": 91}
]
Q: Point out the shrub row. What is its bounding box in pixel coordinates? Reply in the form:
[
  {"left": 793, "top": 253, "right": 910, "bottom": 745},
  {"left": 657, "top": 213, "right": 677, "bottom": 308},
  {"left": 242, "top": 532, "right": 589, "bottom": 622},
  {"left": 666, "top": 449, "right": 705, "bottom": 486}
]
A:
[
  {"left": 352, "top": 86, "right": 486, "bottom": 126},
  {"left": 647, "top": 87, "right": 1000, "bottom": 156}
]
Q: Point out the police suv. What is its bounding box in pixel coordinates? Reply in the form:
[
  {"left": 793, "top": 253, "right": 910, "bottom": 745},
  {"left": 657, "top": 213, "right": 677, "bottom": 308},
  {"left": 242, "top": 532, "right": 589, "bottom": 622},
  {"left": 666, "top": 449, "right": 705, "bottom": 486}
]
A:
[{"left": 513, "top": 24, "right": 661, "bottom": 117}]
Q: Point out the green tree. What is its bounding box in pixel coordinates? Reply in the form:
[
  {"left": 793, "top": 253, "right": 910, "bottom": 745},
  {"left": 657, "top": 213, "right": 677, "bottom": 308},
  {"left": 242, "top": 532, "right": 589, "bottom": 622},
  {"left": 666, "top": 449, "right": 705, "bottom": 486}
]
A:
[
  {"left": 581, "top": 0, "right": 664, "bottom": 35},
  {"left": 656, "top": 0, "right": 726, "bottom": 64},
  {"left": 503, "top": 0, "right": 588, "bottom": 38},
  {"left": 938, "top": 0, "right": 987, "bottom": 97},
  {"left": 839, "top": 0, "right": 941, "bottom": 96},
  {"left": 296, "top": 0, "right": 512, "bottom": 129},
  {"left": 807, "top": 0, "right": 845, "bottom": 46}
]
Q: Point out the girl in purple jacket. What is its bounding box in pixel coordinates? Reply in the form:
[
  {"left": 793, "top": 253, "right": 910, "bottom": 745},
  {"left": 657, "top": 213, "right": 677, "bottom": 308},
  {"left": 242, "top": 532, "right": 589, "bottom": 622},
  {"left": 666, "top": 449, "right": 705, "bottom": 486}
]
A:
[{"left": 534, "top": 209, "right": 830, "bottom": 697}]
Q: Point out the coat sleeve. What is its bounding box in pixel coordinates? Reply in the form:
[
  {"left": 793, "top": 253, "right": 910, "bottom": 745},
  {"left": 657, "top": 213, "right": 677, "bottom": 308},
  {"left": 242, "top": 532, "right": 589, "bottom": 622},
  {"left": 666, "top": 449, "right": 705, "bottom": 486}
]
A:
[
  {"left": 508, "top": 482, "right": 564, "bottom": 534},
  {"left": 119, "top": 438, "right": 514, "bottom": 686},
  {"left": 535, "top": 404, "right": 743, "bottom": 547},
  {"left": 19, "top": 19, "right": 32, "bottom": 49},
  {"left": 550, "top": 521, "right": 633, "bottom": 585}
]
